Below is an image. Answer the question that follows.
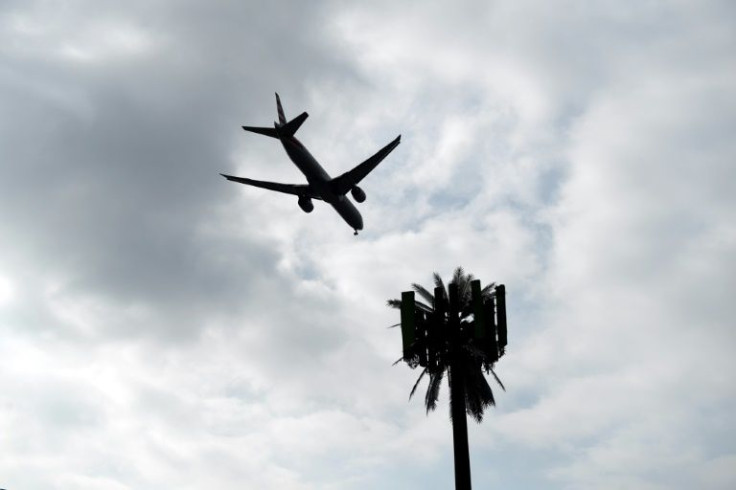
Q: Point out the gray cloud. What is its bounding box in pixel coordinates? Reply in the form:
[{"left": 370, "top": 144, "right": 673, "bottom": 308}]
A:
[{"left": 1, "top": 0, "right": 735, "bottom": 489}]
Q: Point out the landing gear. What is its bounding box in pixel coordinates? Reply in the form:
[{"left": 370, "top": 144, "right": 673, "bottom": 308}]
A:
[{"left": 354, "top": 229, "right": 359, "bottom": 236}]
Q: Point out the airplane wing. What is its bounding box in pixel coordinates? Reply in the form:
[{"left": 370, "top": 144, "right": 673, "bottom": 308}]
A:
[
  {"left": 220, "top": 174, "right": 322, "bottom": 199},
  {"left": 331, "top": 135, "right": 401, "bottom": 195}
]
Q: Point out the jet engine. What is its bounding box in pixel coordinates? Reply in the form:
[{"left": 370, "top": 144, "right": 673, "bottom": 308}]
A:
[
  {"left": 298, "top": 196, "right": 314, "bottom": 213},
  {"left": 351, "top": 186, "right": 366, "bottom": 203}
]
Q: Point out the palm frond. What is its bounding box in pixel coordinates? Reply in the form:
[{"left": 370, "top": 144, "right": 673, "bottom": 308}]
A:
[
  {"left": 459, "top": 271, "right": 473, "bottom": 302},
  {"left": 409, "top": 368, "right": 428, "bottom": 400},
  {"left": 387, "top": 298, "right": 402, "bottom": 309},
  {"left": 387, "top": 297, "right": 433, "bottom": 313},
  {"left": 488, "top": 366, "right": 506, "bottom": 391},
  {"left": 425, "top": 368, "right": 445, "bottom": 413},
  {"left": 481, "top": 283, "right": 496, "bottom": 300},
  {"left": 465, "top": 367, "right": 494, "bottom": 423},
  {"left": 415, "top": 300, "right": 434, "bottom": 313},
  {"left": 433, "top": 272, "right": 446, "bottom": 297},
  {"left": 412, "top": 283, "right": 436, "bottom": 305},
  {"left": 452, "top": 266, "right": 465, "bottom": 286}
]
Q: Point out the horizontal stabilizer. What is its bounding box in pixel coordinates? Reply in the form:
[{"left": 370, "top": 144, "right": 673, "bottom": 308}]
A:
[
  {"left": 242, "top": 125, "right": 280, "bottom": 138},
  {"left": 280, "top": 112, "right": 309, "bottom": 137},
  {"left": 332, "top": 135, "right": 401, "bottom": 195}
]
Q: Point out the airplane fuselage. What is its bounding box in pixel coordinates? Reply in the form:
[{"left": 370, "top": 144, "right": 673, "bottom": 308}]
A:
[{"left": 279, "top": 134, "right": 364, "bottom": 232}]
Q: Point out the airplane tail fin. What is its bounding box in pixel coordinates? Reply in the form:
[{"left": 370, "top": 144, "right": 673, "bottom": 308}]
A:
[
  {"left": 275, "top": 93, "right": 309, "bottom": 137},
  {"left": 241, "top": 93, "right": 309, "bottom": 139},
  {"left": 276, "top": 93, "right": 286, "bottom": 125}
]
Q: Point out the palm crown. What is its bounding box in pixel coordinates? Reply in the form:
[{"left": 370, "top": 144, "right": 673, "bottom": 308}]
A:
[{"left": 388, "top": 267, "right": 505, "bottom": 422}]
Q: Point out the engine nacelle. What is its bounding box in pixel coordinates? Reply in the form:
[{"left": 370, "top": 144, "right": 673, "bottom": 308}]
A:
[
  {"left": 351, "top": 186, "right": 366, "bottom": 203},
  {"left": 298, "top": 196, "right": 314, "bottom": 213}
]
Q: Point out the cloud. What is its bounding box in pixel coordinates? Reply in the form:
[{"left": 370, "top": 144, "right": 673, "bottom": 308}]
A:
[{"left": 1, "top": 0, "right": 735, "bottom": 489}]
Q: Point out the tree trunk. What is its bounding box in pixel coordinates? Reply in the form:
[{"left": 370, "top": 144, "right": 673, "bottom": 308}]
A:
[{"left": 450, "top": 359, "right": 472, "bottom": 490}]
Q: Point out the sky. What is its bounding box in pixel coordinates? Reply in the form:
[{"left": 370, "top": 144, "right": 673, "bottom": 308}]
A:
[{"left": 1, "top": 0, "right": 735, "bottom": 489}]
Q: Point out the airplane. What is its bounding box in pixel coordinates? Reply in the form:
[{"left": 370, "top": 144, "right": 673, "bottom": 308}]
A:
[{"left": 221, "top": 93, "right": 401, "bottom": 235}]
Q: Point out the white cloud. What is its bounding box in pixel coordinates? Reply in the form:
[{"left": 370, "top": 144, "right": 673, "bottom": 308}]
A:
[{"left": 0, "top": 274, "right": 14, "bottom": 306}]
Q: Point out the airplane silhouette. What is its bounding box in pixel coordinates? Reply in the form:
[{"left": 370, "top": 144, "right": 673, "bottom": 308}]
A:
[{"left": 221, "top": 93, "right": 401, "bottom": 235}]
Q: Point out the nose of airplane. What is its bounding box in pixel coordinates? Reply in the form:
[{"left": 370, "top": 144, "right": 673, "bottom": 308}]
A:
[
  {"left": 351, "top": 217, "right": 363, "bottom": 233},
  {"left": 353, "top": 211, "right": 363, "bottom": 230},
  {"left": 347, "top": 208, "right": 363, "bottom": 233},
  {"left": 334, "top": 200, "right": 363, "bottom": 233}
]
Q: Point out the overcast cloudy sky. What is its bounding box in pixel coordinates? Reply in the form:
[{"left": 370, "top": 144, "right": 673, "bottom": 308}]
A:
[{"left": 1, "top": 1, "right": 735, "bottom": 489}]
